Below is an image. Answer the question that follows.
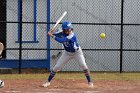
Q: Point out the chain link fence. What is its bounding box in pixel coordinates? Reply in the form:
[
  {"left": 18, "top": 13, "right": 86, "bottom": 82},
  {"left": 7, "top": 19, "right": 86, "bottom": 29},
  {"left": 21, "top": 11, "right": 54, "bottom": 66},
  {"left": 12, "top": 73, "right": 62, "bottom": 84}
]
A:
[{"left": 0, "top": 0, "right": 140, "bottom": 73}]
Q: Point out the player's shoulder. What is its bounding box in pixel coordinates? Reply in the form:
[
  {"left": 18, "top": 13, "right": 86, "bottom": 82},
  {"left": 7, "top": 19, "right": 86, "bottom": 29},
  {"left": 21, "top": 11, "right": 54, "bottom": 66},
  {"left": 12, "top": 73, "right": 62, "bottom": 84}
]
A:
[
  {"left": 73, "top": 32, "right": 76, "bottom": 35},
  {"left": 72, "top": 32, "right": 77, "bottom": 37},
  {"left": 67, "top": 32, "right": 75, "bottom": 39}
]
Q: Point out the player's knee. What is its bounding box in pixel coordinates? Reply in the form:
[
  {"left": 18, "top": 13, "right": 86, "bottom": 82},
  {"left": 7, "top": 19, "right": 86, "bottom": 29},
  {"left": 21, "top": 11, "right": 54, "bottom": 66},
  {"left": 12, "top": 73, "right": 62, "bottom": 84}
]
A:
[
  {"left": 83, "top": 69, "right": 90, "bottom": 74},
  {"left": 53, "top": 67, "right": 60, "bottom": 72},
  {"left": 81, "top": 65, "right": 88, "bottom": 70}
]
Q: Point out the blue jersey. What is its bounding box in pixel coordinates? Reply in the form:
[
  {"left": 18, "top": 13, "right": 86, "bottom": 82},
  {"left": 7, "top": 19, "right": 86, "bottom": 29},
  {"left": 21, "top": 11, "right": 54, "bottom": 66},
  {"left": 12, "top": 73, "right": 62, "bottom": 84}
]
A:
[{"left": 53, "top": 32, "right": 79, "bottom": 52}]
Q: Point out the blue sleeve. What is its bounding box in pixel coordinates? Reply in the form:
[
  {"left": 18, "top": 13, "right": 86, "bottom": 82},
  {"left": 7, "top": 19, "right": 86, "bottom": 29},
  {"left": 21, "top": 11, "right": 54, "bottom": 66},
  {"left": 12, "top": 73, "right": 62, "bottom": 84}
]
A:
[{"left": 54, "top": 37, "right": 69, "bottom": 43}]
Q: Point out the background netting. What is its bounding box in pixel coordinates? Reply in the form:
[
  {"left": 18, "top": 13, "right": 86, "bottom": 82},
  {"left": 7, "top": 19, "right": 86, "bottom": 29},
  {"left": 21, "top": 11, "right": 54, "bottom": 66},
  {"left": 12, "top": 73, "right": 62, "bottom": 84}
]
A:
[{"left": 0, "top": 0, "right": 140, "bottom": 72}]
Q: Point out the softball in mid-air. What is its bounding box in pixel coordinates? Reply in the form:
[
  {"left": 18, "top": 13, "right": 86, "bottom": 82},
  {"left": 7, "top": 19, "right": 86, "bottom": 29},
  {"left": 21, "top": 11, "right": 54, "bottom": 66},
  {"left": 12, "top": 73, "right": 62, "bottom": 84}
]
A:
[{"left": 100, "top": 33, "right": 106, "bottom": 39}]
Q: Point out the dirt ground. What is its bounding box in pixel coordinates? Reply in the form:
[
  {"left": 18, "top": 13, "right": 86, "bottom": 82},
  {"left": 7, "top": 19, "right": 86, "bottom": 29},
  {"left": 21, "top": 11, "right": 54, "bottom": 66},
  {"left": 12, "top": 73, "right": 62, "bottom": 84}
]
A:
[{"left": 0, "top": 79, "right": 140, "bottom": 93}]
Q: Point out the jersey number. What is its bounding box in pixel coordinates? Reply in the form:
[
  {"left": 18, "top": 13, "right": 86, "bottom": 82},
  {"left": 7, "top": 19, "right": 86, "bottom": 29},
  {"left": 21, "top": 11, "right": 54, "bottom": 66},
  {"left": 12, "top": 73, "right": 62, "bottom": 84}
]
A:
[{"left": 63, "top": 42, "right": 69, "bottom": 47}]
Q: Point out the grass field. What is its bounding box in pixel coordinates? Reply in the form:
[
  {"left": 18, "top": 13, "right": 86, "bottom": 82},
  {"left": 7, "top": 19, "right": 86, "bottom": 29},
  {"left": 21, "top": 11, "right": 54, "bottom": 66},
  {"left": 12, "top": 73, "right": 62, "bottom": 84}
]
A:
[{"left": 0, "top": 72, "right": 140, "bottom": 80}]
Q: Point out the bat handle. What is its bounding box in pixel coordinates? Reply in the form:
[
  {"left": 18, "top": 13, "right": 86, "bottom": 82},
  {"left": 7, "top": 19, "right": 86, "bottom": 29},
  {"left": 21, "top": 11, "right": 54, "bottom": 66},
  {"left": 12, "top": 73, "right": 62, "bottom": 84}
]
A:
[{"left": 50, "top": 29, "right": 54, "bottom": 33}]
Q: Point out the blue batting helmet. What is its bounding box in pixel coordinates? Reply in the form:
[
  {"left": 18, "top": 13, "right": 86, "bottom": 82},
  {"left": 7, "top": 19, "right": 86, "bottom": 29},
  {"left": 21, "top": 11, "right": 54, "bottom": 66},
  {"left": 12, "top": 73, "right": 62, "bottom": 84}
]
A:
[{"left": 62, "top": 21, "right": 72, "bottom": 30}]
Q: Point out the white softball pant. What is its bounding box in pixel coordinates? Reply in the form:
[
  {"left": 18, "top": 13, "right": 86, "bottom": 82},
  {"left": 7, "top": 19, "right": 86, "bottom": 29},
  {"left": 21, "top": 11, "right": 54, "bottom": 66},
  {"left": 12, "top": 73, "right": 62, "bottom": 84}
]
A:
[{"left": 53, "top": 47, "right": 88, "bottom": 72}]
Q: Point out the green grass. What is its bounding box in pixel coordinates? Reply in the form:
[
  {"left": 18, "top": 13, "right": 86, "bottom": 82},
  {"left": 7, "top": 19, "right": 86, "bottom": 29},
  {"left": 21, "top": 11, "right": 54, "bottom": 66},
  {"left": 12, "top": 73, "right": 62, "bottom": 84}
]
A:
[
  {"left": 0, "top": 72, "right": 140, "bottom": 80},
  {"left": 93, "top": 72, "right": 140, "bottom": 80}
]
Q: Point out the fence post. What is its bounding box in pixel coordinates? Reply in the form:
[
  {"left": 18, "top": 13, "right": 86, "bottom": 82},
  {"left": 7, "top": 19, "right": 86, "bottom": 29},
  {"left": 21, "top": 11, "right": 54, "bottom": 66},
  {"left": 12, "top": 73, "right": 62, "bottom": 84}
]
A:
[
  {"left": 47, "top": 0, "right": 50, "bottom": 70},
  {"left": 18, "top": 0, "right": 22, "bottom": 74},
  {"left": 120, "top": 0, "right": 124, "bottom": 73}
]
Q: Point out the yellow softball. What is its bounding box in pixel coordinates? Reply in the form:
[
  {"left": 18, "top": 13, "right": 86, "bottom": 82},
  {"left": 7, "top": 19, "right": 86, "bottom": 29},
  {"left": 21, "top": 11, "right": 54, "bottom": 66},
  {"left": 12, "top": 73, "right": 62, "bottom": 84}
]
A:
[{"left": 100, "top": 33, "right": 106, "bottom": 39}]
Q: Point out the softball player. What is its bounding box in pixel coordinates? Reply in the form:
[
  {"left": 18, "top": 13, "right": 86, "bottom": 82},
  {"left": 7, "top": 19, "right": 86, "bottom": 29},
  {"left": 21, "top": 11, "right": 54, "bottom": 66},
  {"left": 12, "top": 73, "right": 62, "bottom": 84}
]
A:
[{"left": 42, "top": 21, "right": 93, "bottom": 87}]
